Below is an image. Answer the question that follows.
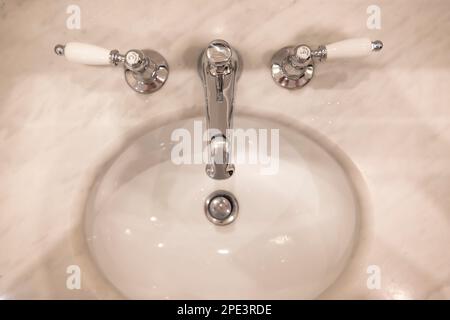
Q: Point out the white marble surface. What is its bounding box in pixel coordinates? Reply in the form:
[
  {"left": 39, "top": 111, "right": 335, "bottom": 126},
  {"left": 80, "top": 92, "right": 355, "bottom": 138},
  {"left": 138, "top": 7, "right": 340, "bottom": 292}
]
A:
[{"left": 0, "top": 0, "right": 449, "bottom": 299}]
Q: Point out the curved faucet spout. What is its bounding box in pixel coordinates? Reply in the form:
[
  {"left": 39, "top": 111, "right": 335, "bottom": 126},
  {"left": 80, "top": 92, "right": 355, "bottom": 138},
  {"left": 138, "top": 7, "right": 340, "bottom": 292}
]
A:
[{"left": 199, "top": 40, "right": 240, "bottom": 180}]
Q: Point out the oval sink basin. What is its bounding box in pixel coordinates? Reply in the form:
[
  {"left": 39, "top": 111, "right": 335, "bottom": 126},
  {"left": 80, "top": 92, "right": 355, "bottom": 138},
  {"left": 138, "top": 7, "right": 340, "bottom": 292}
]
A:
[{"left": 84, "top": 112, "right": 362, "bottom": 299}]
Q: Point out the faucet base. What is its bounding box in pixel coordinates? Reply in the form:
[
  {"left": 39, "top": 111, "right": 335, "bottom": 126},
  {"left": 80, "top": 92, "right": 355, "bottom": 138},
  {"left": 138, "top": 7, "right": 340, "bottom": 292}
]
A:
[
  {"left": 124, "top": 49, "right": 169, "bottom": 94},
  {"left": 271, "top": 46, "right": 315, "bottom": 90}
]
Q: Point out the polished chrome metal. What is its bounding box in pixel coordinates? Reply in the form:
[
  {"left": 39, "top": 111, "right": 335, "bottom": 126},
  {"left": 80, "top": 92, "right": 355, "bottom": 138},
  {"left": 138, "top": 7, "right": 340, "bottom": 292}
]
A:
[
  {"left": 198, "top": 39, "right": 240, "bottom": 180},
  {"left": 271, "top": 45, "right": 315, "bottom": 89},
  {"left": 209, "top": 196, "right": 232, "bottom": 219},
  {"left": 371, "top": 40, "right": 383, "bottom": 52},
  {"left": 123, "top": 49, "right": 169, "bottom": 94},
  {"left": 109, "top": 49, "right": 125, "bottom": 65},
  {"left": 54, "top": 44, "right": 65, "bottom": 56},
  {"left": 311, "top": 45, "right": 327, "bottom": 61},
  {"left": 53, "top": 44, "right": 168, "bottom": 94},
  {"left": 271, "top": 40, "right": 383, "bottom": 89},
  {"left": 204, "top": 190, "right": 239, "bottom": 226}
]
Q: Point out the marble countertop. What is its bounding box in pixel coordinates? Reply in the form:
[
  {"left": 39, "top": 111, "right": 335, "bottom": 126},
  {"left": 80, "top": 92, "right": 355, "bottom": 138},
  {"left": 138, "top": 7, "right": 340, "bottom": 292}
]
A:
[{"left": 0, "top": 0, "right": 449, "bottom": 299}]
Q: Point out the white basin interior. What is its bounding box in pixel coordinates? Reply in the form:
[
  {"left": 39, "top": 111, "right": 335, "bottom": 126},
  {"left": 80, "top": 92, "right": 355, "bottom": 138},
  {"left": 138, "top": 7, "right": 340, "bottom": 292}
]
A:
[{"left": 84, "top": 115, "right": 361, "bottom": 299}]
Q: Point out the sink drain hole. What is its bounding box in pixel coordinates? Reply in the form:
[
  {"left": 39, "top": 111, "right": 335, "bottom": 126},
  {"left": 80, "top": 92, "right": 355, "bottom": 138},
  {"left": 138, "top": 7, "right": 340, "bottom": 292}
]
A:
[{"left": 204, "top": 190, "right": 239, "bottom": 225}]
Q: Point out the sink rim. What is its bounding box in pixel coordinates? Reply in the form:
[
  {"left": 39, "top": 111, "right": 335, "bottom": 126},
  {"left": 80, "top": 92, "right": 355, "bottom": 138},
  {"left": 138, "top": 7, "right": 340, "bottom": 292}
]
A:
[{"left": 70, "top": 106, "right": 373, "bottom": 299}]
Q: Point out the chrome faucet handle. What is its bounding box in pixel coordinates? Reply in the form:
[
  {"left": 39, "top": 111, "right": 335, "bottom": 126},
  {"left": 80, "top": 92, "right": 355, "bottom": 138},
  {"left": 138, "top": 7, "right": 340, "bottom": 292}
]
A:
[
  {"left": 206, "top": 40, "right": 232, "bottom": 65},
  {"left": 54, "top": 42, "right": 169, "bottom": 94},
  {"left": 271, "top": 37, "right": 383, "bottom": 89},
  {"left": 205, "top": 40, "right": 233, "bottom": 76}
]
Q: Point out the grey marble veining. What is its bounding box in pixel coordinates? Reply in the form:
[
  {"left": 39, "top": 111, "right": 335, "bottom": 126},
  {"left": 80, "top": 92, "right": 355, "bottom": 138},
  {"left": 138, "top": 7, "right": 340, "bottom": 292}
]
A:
[{"left": 0, "top": 0, "right": 449, "bottom": 299}]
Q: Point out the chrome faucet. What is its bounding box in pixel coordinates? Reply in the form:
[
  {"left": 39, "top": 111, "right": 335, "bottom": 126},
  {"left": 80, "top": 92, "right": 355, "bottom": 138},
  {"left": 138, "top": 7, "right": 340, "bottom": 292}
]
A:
[{"left": 198, "top": 40, "right": 241, "bottom": 180}]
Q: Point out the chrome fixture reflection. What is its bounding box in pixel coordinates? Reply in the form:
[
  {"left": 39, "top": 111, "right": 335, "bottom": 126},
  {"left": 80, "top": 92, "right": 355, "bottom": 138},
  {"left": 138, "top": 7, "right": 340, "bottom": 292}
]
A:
[
  {"left": 54, "top": 42, "right": 169, "bottom": 94},
  {"left": 198, "top": 40, "right": 241, "bottom": 180},
  {"left": 204, "top": 190, "right": 239, "bottom": 225},
  {"left": 271, "top": 37, "right": 383, "bottom": 89}
]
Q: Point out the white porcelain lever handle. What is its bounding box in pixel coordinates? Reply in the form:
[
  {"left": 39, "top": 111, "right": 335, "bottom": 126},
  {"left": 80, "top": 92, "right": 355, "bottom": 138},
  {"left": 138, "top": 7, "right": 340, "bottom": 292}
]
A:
[
  {"left": 58, "top": 42, "right": 111, "bottom": 65},
  {"left": 325, "top": 38, "right": 382, "bottom": 60}
]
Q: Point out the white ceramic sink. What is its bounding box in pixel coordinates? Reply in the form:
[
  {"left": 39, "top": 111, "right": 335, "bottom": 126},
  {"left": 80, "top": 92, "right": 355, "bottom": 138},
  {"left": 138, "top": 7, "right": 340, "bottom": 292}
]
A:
[{"left": 84, "top": 113, "right": 362, "bottom": 299}]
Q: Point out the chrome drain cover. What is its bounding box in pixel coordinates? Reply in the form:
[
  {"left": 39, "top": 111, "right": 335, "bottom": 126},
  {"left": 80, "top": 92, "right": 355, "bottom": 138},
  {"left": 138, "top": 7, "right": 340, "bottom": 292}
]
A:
[{"left": 204, "top": 190, "right": 239, "bottom": 225}]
